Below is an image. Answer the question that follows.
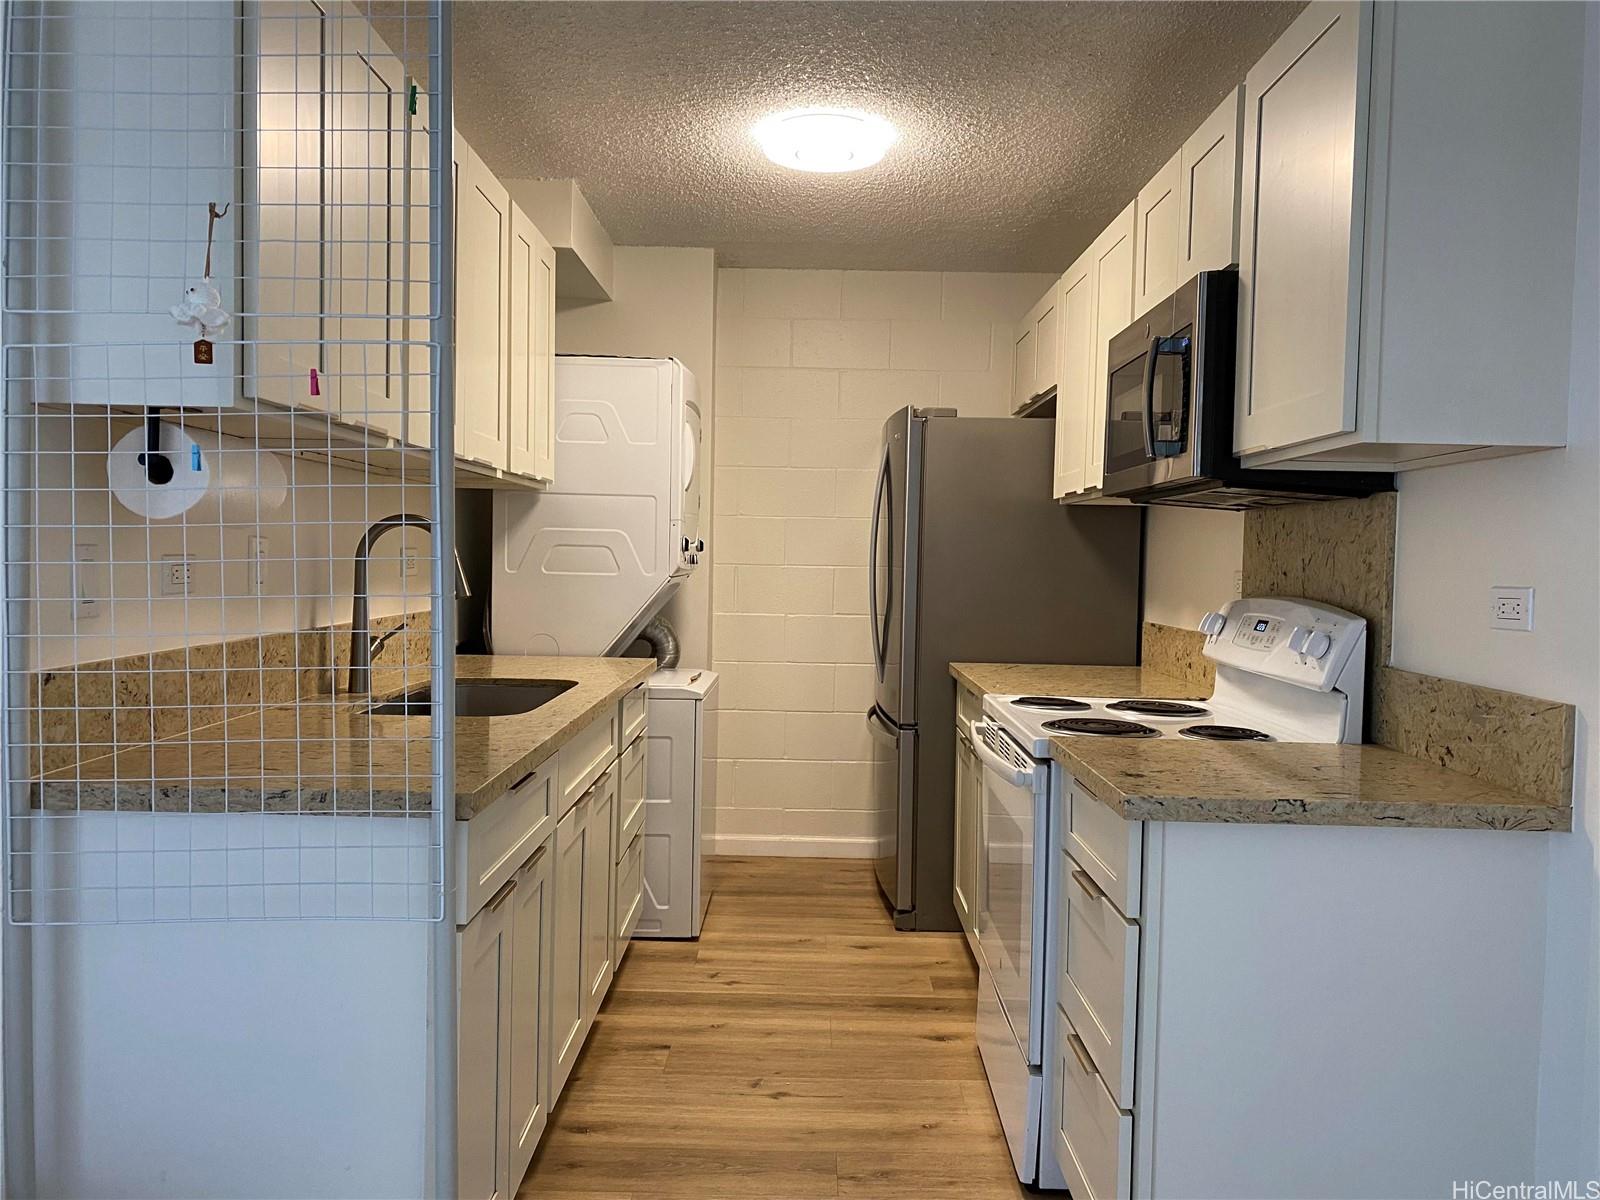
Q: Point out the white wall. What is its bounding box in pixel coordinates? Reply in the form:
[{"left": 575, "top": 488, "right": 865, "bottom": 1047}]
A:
[
  {"left": 30, "top": 918, "right": 432, "bottom": 1199},
  {"left": 709, "top": 268, "right": 1054, "bottom": 856},
  {"left": 1391, "top": 15, "right": 1599, "bottom": 1174},
  {"left": 1142, "top": 507, "right": 1244, "bottom": 629},
  {"left": 553, "top": 246, "right": 718, "bottom": 668}
]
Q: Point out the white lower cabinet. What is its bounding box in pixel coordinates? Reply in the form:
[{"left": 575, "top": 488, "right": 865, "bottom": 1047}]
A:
[
  {"left": 459, "top": 705, "right": 647, "bottom": 1188},
  {"left": 1054, "top": 1005, "right": 1135, "bottom": 1200},
  {"left": 507, "top": 844, "right": 552, "bottom": 1188},
  {"left": 550, "top": 789, "right": 591, "bottom": 1102},
  {"left": 457, "top": 879, "right": 514, "bottom": 1200},
  {"left": 952, "top": 725, "right": 979, "bottom": 955},
  {"left": 1053, "top": 768, "right": 1553, "bottom": 1198},
  {"left": 583, "top": 768, "right": 618, "bottom": 1019}
]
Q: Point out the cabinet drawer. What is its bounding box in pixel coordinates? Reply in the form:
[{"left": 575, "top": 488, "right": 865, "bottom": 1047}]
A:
[
  {"left": 616, "top": 735, "right": 646, "bottom": 860},
  {"left": 456, "top": 757, "right": 556, "bottom": 926},
  {"left": 956, "top": 684, "right": 983, "bottom": 743},
  {"left": 615, "top": 828, "right": 643, "bottom": 947},
  {"left": 618, "top": 683, "right": 646, "bottom": 753},
  {"left": 1066, "top": 779, "right": 1143, "bottom": 920},
  {"left": 560, "top": 707, "right": 618, "bottom": 817},
  {"left": 1054, "top": 1006, "right": 1134, "bottom": 1200},
  {"left": 1061, "top": 846, "right": 1139, "bottom": 1110}
]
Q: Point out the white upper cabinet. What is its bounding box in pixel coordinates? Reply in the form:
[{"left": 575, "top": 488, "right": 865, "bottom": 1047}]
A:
[
  {"left": 1178, "top": 87, "right": 1244, "bottom": 280},
  {"left": 1052, "top": 257, "right": 1094, "bottom": 500},
  {"left": 1237, "top": 0, "right": 1583, "bottom": 470},
  {"left": 507, "top": 205, "right": 557, "bottom": 484},
  {"left": 1236, "top": 1, "right": 1366, "bottom": 459},
  {"left": 1133, "top": 151, "right": 1181, "bottom": 318},
  {"left": 1084, "top": 200, "right": 1136, "bottom": 493},
  {"left": 1013, "top": 284, "right": 1060, "bottom": 414},
  {"left": 244, "top": 1, "right": 328, "bottom": 416},
  {"left": 455, "top": 133, "right": 512, "bottom": 470}
]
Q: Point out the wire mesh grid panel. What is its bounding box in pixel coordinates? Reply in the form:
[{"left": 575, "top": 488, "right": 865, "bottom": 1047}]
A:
[{"left": 2, "top": 1, "right": 451, "bottom": 923}]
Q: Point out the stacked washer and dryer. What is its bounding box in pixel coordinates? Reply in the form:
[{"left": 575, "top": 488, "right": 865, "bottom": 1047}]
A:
[{"left": 494, "top": 356, "right": 715, "bottom": 939}]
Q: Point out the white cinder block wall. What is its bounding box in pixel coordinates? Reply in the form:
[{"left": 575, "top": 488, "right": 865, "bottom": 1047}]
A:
[{"left": 708, "top": 268, "right": 1054, "bottom": 856}]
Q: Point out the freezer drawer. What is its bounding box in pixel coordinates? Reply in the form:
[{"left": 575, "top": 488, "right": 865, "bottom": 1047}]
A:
[{"left": 867, "top": 705, "right": 916, "bottom": 922}]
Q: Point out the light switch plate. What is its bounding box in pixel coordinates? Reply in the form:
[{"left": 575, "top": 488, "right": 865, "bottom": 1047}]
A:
[
  {"left": 1490, "top": 586, "right": 1534, "bottom": 631},
  {"left": 73, "top": 541, "right": 104, "bottom": 621}
]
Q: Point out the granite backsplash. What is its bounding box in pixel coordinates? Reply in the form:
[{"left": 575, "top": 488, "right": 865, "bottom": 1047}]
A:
[
  {"left": 29, "top": 611, "right": 431, "bottom": 774},
  {"left": 1139, "top": 491, "right": 1575, "bottom": 808}
]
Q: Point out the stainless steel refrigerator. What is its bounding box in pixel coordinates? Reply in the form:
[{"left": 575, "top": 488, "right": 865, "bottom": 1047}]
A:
[{"left": 866, "top": 407, "right": 1142, "bottom": 930}]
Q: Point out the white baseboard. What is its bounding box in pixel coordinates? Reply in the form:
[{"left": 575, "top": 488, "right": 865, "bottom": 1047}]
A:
[{"left": 706, "top": 834, "right": 878, "bottom": 859}]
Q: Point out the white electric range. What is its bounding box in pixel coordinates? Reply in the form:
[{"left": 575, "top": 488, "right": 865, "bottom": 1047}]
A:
[{"left": 970, "top": 597, "right": 1368, "bottom": 1188}]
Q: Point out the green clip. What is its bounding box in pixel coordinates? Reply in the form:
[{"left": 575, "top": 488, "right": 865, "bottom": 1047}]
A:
[{"left": 408, "top": 84, "right": 418, "bottom": 115}]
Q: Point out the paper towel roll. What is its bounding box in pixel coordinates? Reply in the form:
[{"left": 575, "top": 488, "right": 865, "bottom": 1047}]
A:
[{"left": 108, "top": 423, "right": 287, "bottom": 523}]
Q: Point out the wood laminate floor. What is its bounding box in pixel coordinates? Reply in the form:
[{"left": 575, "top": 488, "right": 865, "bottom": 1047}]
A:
[{"left": 518, "top": 855, "right": 1030, "bottom": 1199}]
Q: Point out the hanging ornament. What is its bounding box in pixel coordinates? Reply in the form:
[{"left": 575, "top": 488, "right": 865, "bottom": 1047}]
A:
[{"left": 171, "top": 202, "right": 232, "bottom": 360}]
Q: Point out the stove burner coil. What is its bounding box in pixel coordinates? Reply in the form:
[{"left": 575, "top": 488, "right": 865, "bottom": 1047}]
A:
[
  {"left": 1011, "top": 696, "right": 1091, "bottom": 711},
  {"left": 1105, "top": 699, "right": 1209, "bottom": 718},
  {"left": 1179, "top": 724, "right": 1272, "bottom": 742},
  {"left": 1043, "top": 717, "right": 1161, "bottom": 738}
]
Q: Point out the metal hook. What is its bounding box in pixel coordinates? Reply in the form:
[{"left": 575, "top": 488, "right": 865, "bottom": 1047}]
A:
[{"left": 203, "top": 202, "right": 230, "bottom": 280}]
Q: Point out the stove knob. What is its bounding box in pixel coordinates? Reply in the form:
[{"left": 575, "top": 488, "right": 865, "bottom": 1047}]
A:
[
  {"left": 1303, "top": 630, "right": 1332, "bottom": 660},
  {"left": 694, "top": 539, "right": 705, "bottom": 553},
  {"left": 681, "top": 536, "right": 691, "bottom": 553},
  {"left": 1197, "top": 611, "right": 1226, "bottom": 637}
]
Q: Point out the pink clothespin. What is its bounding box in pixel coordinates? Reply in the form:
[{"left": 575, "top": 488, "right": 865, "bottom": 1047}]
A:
[{"left": 309, "top": 367, "right": 320, "bottom": 397}]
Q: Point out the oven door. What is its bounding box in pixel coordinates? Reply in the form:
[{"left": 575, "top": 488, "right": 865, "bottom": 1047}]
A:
[
  {"left": 1101, "top": 280, "right": 1202, "bottom": 496},
  {"left": 973, "top": 720, "right": 1048, "bottom": 1067}
]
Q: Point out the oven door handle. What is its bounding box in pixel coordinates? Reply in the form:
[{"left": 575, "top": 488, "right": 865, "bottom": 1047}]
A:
[
  {"left": 971, "top": 722, "right": 1035, "bottom": 788},
  {"left": 1140, "top": 334, "right": 1161, "bottom": 461}
]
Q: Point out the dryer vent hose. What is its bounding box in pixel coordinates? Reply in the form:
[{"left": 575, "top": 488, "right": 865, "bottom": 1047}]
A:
[{"left": 635, "top": 616, "right": 680, "bottom": 669}]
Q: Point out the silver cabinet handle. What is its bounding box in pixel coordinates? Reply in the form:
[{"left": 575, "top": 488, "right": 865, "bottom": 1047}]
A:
[
  {"left": 485, "top": 877, "right": 516, "bottom": 914},
  {"left": 1071, "top": 867, "right": 1106, "bottom": 903},
  {"left": 1067, "top": 1031, "right": 1098, "bottom": 1076}
]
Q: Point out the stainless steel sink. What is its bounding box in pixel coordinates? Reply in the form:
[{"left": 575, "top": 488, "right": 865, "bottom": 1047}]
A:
[{"left": 368, "top": 679, "right": 577, "bottom": 718}]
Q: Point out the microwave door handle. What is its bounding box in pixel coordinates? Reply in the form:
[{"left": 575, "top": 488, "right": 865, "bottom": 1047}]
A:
[{"left": 1141, "top": 334, "right": 1161, "bottom": 460}]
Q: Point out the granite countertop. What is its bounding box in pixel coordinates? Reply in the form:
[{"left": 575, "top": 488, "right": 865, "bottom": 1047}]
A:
[
  {"left": 950, "top": 662, "right": 1206, "bottom": 701},
  {"left": 33, "top": 654, "right": 655, "bottom": 820},
  {"left": 1050, "top": 738, "right": 1570, "bottom": 832}
]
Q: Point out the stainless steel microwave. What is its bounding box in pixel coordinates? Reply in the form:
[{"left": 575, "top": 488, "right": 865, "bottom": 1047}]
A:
[{"left": 1100, "top": 270, "right": 1390, "bottom": 508}]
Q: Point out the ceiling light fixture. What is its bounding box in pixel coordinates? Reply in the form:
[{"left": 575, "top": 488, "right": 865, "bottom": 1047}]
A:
[{"left": 751, "top": 107, "right": 898, "bottom": 174}]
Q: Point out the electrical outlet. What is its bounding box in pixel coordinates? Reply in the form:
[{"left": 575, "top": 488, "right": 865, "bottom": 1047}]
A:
[
  {"left": 161, "top": 554, "right": 193, "bottom": 597},
  {"left": 401, "top": 546, "right": 421, "bottom": 579},
  {"left": 246, "top": 535, "right": 268, "bottom": 596},
  {"left": 1490, "top": 586, "right": 1534, "bottom": 631}
]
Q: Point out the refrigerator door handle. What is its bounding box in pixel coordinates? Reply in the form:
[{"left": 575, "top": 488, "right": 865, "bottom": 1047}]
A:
[
  {"left": 867, "top": 442, "right": 891, "bottom": 675},
  {"left": 865, "top": 705, "right": 899, "bottom": 748}
]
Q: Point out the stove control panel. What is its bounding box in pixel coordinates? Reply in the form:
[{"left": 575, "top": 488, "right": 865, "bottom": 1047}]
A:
[{"left": 1200, "top": 597, "right": 1366, "bottom": 693}]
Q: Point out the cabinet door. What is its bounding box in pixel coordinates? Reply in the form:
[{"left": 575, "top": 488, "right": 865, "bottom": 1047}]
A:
[
  {"left": 245, "top": 0, "right": 327, "bottom": 414},
  {"left": 953, "top": 733, "right": 977, "bottom": 939},
  {"left": 550, "top": 795, "right": 589, "bottom": 1102},
  {"left": 1053, "top": 255, "right": 1094, "bottom": 499},
  {"left": 455, "top": 136, "right": 512, "bottom": 469},
  {"left": 1033, "top": 290, "right": 1060, "bottom": 403},
  {"left": 1134, "top": 151, "right": 1181, "bottom": 318},
  {"left": 326, "top": 21, "right": 403, "bottom": 437},
  {"left": 507, "top": 204, "right": 556, "bottom": 483},
  {"left": 1179, "top": 87, "right": 1244, "bottom": 280},
  {"left": 458, "top": 887, "right": 513, "bottom": 1200},
  {"left": 507, "top": 844, "right": 551, "bottom": 1189},
  {"left": 1236, "top": 1, "right": 1368, "bottom": 456},
  {"left": 1011, "top": 323, "right": 1036, "bottom": 414},
  {"left": 1085, "top": 201, "right": 1137, "bottom": 491},
  {"left": 585, "top": 769, "right": 617, "bottom": 1018},
  {"left": 403, "top": 81, "right": 433, "bottom": 449}
]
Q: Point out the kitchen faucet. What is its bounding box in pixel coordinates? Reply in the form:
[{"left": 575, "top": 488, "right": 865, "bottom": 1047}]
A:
[{"left": 347, "top": 513, "right": 471, "bottom": 697}]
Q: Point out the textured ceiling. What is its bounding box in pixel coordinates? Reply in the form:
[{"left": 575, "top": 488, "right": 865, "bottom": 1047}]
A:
[{"left": 435, "top": 1, "right": 1304, "bottom": 272}]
